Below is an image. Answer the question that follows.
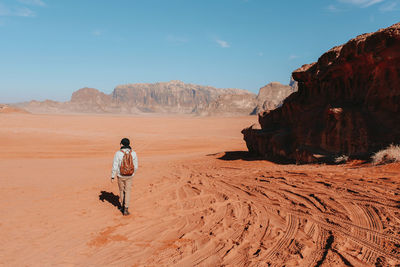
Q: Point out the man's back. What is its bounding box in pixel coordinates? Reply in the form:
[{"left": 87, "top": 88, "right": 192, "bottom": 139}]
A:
[{"left": 112, "top": 148, "right": 138, "bottom": 178}]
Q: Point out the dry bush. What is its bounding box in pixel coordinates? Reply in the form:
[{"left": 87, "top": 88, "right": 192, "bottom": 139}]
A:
[
  {"left": 372, "top": 144, "right": 400, "bottom": 165},
  {"left": 334, "top": 155, "right": 349, "bottom": 164}
]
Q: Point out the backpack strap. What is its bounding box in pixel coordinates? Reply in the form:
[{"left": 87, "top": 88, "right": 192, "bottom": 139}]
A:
[{"left": 120, "top": 149, "right": 131, "bottom": 154}]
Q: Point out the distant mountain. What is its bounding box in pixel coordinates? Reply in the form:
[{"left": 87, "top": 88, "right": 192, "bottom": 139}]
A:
[
  {"left": 15, "top": 81, "right": 256, "bottom": 115},
  {"left": 289, "top": 76, "right": 298, "bottom": 91},
  {"left": 0, "top": 104, "right": 29, "bottom": 114},
  {"left": 111, "top": 80, "right": 255, "bottom": 114},
  {"left": 14, "top": 79, "right": 296, "bottom": 116},
  {"left": 251, "top": 81, "right": 297, "bottom": 115},
  {"left": 197, "top": 93, "right": 257, "bottom": 116}
]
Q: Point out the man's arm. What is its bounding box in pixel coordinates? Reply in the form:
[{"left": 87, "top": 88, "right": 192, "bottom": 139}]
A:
[
  {"left": 111, "top": 152, "right": 119, "bottom": 180},
  {"left": 133, "top": 152, "right": 138, "bottom": 173}
]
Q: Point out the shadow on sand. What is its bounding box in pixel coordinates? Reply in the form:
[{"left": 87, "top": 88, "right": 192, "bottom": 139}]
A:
[
  {"left": 217, "top": 151, "right": 370, "bottom": 166},
  {"left": 99, "top": 191, "right": 122, "bottom": 212},
  {"left": 216, "top": 151, "right": 259, "bottom": 161},
  {"left": 216, "top": 151, "right": 295, "bottom": 164}
]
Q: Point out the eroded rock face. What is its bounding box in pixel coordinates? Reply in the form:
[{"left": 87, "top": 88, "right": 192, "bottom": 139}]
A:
[
  {"left": 243, "top": 23, "right": 400, "bottom": 163},
  {"left": 113, "top": 80, "right": 255, "bottom": 114},
  {"left": 15, "top": 80, "right": 297, "bottom": 116},
  {"left": 70, "top": 88, "right": 111, "bottom": 104},
  {"left": 69, "top": 88, "right": 113, "bottom": 113},
  {"left": 251, "top": 81, "right": 296, "bottom": 115},
  {"left": 197, "top": 92, "right": 257, "bottom": 116},
  {"left": 17, "top": 81, "right": 257, "bottom": 115}
]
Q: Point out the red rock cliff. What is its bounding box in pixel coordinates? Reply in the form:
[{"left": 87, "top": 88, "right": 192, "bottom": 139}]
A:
[{"left": 242, "top": 23, "right": 400, "bottom": 163}]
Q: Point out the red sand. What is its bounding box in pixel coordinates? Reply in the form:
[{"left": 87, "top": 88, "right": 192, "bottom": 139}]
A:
[{"left": 0, "top": 114, "right": 399, "bottom": 266}]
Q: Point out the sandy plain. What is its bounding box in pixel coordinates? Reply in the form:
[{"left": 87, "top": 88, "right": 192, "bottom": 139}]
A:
[{"left": 0, "top": 113, "right": 399, "bottom": 266}]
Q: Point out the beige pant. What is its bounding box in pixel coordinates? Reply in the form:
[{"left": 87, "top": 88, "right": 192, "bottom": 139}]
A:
[{"left": 117, "top": 177, "right": 133, "bottom": 208}]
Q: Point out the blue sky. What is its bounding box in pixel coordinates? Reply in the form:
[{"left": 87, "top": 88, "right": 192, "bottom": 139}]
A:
[{"left": 0, "top": 0, "right": 399, "bottom": 102}]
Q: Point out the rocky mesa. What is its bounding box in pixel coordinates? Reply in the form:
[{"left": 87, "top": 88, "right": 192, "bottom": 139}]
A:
[
  {"left": 16, "top": 81, "right": 257, "bottom": 115},
  {"left": 251, "top": 81, "right": 296, "bottom": 115},
  {"left": 15, "top": 80, "right": 295, "bottom": 116},
  {"left": 243, "top": 23, "right": 400, "bottom": 163},
  {"left": 112, "top": 80, "right": 255, "bottom": 114}
]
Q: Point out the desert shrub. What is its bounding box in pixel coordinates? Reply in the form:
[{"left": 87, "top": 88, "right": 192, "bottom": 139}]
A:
[
  {"left": 334, "top": 155, "right": 349, "bottom": 164},
  {"left": 372, "top": 144, "right": 400, "bottom": 165}
]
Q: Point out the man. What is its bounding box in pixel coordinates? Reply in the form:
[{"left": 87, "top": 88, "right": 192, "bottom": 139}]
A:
[{"left": 111, "top": 138, "right": 138, "bottom": 216}]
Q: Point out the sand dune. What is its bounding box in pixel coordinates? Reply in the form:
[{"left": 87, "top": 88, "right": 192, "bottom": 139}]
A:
[{"left": 0, "top": 114, "right": 399, "bottom": 266}]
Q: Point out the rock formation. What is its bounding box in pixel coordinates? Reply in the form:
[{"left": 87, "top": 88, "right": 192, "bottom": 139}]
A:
[
  {"left": 15, "top": 99, "right": 68, "bottom": 114},
  {"left": 197, "top": 92, "right": 257, "bottom": 116},
  {"left": 14, "top": 80, "right": 297, "bottom": 116},
  {"left": 289, "top": 76, "right": 298, "bottom": 91},
  {"left": 16, "top": 81, "right": 258, "bottom": 115},
  {"left": 251, "top": 81, "right": 296, "bottom": 115},
  {"left": 243, "top": 23, "right": 400, "bottom": 163},
  {"left": 0, "top": 104, "right": 29, "bottom": 114},
  {"left": 112, "top": 80, "right": 255, "bottom": 114},
  {"left": 69, "top": 87, "right": 115, "bottom": 113}
]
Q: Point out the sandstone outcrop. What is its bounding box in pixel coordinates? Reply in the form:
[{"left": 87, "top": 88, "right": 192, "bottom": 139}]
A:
[
  {"left": 251, "top": 81, "right": 296, "bottom": 115},
  {"left": 197, "top": 92, "right": 257, "bottom": 116},
  {"left": 16, "top": 81, "right": 258, "bottom": 115},
  {"left": 113, "top": 80, "right": 255, "bottom": 114},
  {"left": 289, "top": 76, "right": 298, "bottom": 91},
  {"left": 243, "top": 23, "right": 400, "bottom": 163},
  {"left": 70, "top": 87, "right": 111, "bottom": 105},
  {"left": 15, "top": 80, "right": 296, "bottom": 116},
  {"left": 69, "top": 87, "right": 113, "bottom": 113}
]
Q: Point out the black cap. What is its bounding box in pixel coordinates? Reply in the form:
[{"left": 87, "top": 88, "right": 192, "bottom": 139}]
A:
[{"left": 120, "top": 138, "right": 130, "bottom": 146}]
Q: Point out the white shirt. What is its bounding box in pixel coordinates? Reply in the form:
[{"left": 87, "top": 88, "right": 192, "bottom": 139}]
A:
[{"left": 111, "top": 148, "right": 138, "bottom": 178}]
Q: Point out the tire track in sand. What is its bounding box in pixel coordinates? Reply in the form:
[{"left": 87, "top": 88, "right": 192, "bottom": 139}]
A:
[{"left": 113, "top": 157, "right": 400, "bottom": 266}]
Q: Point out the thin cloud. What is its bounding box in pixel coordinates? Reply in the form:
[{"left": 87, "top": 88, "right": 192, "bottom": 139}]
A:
[
  {"left": 0, "top": 3, "right": 10, "bottom": 16},
  {"left": 166, "top": 34, "right": 189, "bottom": 44},
  {"left": 289, "top": 55, "right": 299, "bottom": 60},
  {"left": 15, "top": 7, "right": 35, "bottom": 17},
  {"left": 216, "top": 39, "right": 230, "bottom": 48},
  {"left": 370, "top": 14, "right": 376, "bottom": 21},
  {"left": 338, "top": 0, "right": 385, "bottom": 7},
  {"left": 0, "top": 4, "right": 35, "bottom": 17},
  {"left": 326, "top": 4, "right": 342, "bottom": 12},
  {"left": 379, "top": 1, "right": 398, "bottom": 11},
  {"left": 92, "top": 30, "right": 102, "bottom": 36},
  {"left": 17, "top": 0, "right": 46, "bottom": 7}
]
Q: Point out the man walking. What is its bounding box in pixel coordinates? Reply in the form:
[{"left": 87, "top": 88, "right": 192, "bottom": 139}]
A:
[{"left": 111, "top": 138, "right": 138, "bottom": 215}]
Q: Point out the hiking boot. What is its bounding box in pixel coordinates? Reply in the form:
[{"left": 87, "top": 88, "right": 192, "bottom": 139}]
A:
[{"left": 123, "top": 207, "right": 130, "bottom": 216}]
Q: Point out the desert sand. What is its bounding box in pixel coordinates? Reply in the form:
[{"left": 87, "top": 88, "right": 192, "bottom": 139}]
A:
[{"left": 0, "top": 114, "right": 399, "bottom": 266}]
